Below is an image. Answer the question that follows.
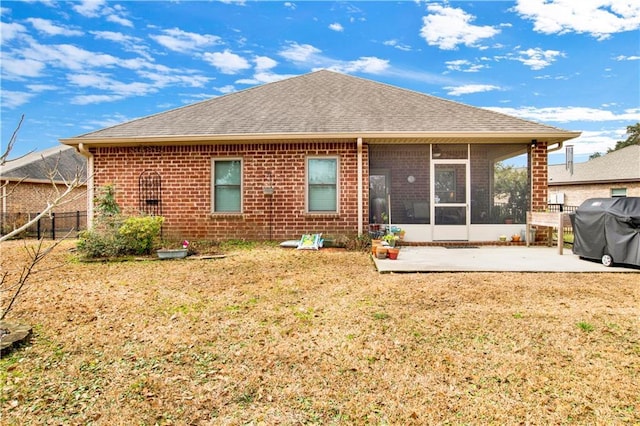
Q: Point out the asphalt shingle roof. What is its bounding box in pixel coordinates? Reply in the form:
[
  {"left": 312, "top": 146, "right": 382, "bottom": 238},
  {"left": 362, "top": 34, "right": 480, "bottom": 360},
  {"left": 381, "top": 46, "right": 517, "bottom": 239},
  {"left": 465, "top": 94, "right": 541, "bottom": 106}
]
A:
[
  {"left": 65, "top": 70, "right": 578, "bottom": 143},
  {"left": 0, "top": 145, "right": 87, "bottom": 182},
  {"left": 548, "top": 144, "right": 640, "bottom": 184}
]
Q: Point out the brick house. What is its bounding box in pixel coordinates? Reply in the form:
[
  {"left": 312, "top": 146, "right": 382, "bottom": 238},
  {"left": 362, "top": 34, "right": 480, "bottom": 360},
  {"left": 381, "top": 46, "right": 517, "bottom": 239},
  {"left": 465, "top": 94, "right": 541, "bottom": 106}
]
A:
[
  {"left": 548, "top": 144, "right": 640, "bottom": 208},
  {"left": 1, "top": 145, "right": 87, "bottom": 234},
  {"left": 61, "top": 70, "right": 580, "bottom": 242}
]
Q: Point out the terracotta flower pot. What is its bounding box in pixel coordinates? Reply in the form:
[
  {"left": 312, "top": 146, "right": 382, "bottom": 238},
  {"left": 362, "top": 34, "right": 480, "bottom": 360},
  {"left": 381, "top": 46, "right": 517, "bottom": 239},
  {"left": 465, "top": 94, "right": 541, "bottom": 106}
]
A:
[
  {"left": 376, "top": 247, "right": 388, "bottom": 259},
  {"left": 371, "top": 239, "right": 382, "bottom": 255},
  {"left": 387, "top": 248, "right": 400, "bottom": 260}
]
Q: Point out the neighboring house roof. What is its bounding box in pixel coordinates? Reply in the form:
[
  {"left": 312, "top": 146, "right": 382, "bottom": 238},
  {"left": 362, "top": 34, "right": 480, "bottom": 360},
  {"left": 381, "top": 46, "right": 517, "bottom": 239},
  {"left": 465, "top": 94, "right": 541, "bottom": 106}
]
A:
[
  {"left": 61, "top": 70, "right": 580, "bottom": 147},
  {"left": 0, "top": 145, "right": 87, "bottom": 184},
  {"left": 548, "top": 144, "right": 640, "bottom": 185}
]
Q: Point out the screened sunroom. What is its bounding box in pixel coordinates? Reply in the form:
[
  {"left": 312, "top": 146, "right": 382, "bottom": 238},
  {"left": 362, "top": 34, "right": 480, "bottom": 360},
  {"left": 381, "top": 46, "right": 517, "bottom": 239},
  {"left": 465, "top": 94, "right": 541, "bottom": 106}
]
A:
[{"left": 368, "top": 143, "right": 530, "bottom": 242}]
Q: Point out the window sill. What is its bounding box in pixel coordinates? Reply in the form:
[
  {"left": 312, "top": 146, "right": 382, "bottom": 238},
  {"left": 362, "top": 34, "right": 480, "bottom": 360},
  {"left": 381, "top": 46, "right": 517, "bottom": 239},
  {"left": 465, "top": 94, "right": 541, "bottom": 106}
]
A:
[
  {"left": 210, "top": 213, "right": 245, "bottom": 219},
  {"left": 304, "top": 212, "right": 340, "bottom": 219}
]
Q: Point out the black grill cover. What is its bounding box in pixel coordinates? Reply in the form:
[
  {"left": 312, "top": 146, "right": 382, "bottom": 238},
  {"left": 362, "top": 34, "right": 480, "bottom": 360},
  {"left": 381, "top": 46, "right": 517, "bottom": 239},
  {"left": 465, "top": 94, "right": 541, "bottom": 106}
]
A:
[{"left": 571, "top": 197, "right": 640, "bottom": 266}]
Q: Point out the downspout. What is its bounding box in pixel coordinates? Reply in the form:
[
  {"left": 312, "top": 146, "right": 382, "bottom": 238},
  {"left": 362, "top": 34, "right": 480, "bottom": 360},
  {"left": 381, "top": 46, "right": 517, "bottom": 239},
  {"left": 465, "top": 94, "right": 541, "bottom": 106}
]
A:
[
  {"left": 1, "top": 180, "right": 6, "bottom": 215},
  {"left": 357, "top": 137, "right": 363, "bottom": 236},
  {"left": 76, "top": 143, "right": 94, "bottom": 229}
]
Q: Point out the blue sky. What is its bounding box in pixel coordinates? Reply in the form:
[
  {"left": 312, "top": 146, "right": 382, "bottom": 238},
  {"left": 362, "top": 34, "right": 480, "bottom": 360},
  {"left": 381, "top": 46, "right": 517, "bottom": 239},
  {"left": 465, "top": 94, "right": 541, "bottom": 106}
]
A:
[{"left": 1, "top": 0, "right": 639, "bottom": 165}]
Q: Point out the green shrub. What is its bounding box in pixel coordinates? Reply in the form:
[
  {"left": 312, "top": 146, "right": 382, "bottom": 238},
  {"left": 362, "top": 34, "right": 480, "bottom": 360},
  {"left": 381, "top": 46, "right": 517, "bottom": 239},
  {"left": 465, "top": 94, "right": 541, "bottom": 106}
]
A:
[
  {"left": 77, "top": 228, "right": 122, "bottom": 258},
  {"left": 118, "top": 216, "right": 164, "bottom": 255}
]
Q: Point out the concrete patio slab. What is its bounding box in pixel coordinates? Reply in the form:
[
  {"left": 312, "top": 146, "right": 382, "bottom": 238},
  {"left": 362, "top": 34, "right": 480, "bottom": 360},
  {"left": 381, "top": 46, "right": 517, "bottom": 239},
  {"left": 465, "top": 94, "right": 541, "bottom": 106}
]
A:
[{"left": 372, "top": 246, "right": 640, "bottom": 273}]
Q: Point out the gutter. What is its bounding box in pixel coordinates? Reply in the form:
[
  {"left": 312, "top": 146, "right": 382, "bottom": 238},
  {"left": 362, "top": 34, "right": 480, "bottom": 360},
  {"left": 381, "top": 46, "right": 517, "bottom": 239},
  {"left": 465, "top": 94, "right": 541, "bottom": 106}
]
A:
[
  {"left": 547, "top": 141, "right": 564, "bottom": 152},
  {"left": 60, "top": 131, "right": 583, "bottom": 147},
  {"left": 76, "top": 143, "right": 95, "bottom": 228}
]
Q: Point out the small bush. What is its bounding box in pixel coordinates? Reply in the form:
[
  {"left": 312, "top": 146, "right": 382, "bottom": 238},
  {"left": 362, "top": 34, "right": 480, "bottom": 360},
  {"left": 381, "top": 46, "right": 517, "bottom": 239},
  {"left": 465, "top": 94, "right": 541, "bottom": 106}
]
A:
[
  {"left": 118, "top": 216, "right": 164, "bottom": 255},
  {"left": 77, "top": 228, "right": 122, "bottom": 258}
]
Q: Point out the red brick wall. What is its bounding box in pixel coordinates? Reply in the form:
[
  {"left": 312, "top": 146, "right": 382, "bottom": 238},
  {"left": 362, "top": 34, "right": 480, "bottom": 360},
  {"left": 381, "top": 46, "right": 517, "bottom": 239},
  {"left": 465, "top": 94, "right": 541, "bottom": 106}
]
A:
[
  {"left": 530, "top": 142, "right": 548, "bottom": 211},
  {"left": 4, "top": 181, "right": 87, "bottom": 214},
  {"left": 91, "top": 142, "right": 368, "bottom": 241}
]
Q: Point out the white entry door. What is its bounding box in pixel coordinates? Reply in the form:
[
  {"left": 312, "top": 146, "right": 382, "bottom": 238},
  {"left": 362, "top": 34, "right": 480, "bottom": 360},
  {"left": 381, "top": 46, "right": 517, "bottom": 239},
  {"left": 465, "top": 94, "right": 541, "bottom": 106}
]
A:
[{"left": 432, "top": 161, "right": 469, "bottom": 241}]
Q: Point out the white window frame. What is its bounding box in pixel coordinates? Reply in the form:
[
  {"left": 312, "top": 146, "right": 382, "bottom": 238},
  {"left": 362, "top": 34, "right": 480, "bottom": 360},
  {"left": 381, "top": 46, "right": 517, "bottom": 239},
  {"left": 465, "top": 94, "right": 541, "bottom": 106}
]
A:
[
  {"left": 211, "top": 158, "right": 243, "bottom": 213},
  {"left": 306, "top": 156, "right": 339, "bottom": 213}
]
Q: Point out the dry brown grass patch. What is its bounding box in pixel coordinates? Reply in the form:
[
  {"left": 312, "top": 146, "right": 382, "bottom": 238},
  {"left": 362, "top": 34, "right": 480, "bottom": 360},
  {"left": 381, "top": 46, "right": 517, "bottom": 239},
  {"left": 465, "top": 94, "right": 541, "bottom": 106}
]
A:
[{"left": 1, "top": 239, "right": 638, "bottom": 424}]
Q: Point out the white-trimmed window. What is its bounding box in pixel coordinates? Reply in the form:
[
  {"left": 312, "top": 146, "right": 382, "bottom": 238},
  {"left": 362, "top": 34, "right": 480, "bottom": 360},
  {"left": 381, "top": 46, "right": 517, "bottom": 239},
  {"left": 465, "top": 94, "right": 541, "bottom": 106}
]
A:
[
  {"left": 307, "top": 157, "right": 338, "bottom": 213},
  {"left": 211, "top": 159, "right": 242, "bottom": 213},
  {"left": 611, "top": 188, "right": 627, "bottom": 198}
]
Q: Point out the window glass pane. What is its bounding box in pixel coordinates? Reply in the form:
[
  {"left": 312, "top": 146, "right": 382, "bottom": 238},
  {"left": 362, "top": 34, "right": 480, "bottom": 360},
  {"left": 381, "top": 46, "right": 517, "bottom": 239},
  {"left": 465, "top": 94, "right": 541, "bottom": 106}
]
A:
[
  {"left": 215, "top": 187, "right": 241, "bottom": 211},
  {"left": 214, "top": 160, "right": 241, "bottom": 212},
  {"left": 611, "top": 188, "right": 627, "bottom": 197},
  {"left": 215, "top": 161, "right": 240, "bottom": 185},
  {"left": 308, "top": 158, "right": 337, "bottom": 212},
  {"left": 309, "top": 186, "right": 337, "bottom": 211},
  {"left": 309, "top": 159, "right": 337, "bottom": 184}
]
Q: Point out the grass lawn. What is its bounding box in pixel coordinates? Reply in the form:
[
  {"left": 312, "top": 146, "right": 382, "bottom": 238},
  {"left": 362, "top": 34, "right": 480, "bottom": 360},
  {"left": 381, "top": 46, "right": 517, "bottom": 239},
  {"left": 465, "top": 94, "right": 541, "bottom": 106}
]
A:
[{"left": 1, "top": 240, "right": 638, "bottom": 425}]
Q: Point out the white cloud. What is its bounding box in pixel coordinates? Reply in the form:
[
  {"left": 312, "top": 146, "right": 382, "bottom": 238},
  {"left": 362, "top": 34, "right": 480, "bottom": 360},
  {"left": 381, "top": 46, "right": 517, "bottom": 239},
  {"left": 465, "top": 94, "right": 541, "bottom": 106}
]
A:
[
  {"left": 1, "top": 90, "right": 36, "bottom": 109},
  {"left": 327, "top": 57, "right": 390, "bottom": 74},
  {"left": 203, "top": 49, "right": 251, "bottom": 74},
  {"left": 235, "top": 71, "right": 298, "bottom": 85},
  {"left": 22, "top": 43, "right": 119, "bottom": 71},
  {"left": 514, "top": 48, "right": 564, "bottom": 70},
  {"left": 26, "top": 84, "right": 57, "bottom": 93},
  {"left": 138, "top": 71, "right": 210, "bottom": 88},
  {"left": 72, "top": 0, "right": 106, "bottom": 18},
  {"left": 90, "top": 30, "right": 152, "bottom": 60},
  {"left": 106, "top": 14, "right": 133, "bottom": 28},
  {"left": 71, "top": 94, "right": 125, "bottom": 105},
  {"left": 615, "top": 55, "right": 640, "bottom": 61},
  {"left": 150, "top": 28, "right": 220, "bottom": 52},
  {"left": 254, "top": 56, "right": 278, "bottom": 71},
  {"left": 383, "top": 39, "right": 412, "bottom": 51},
  {"left": 485, "top": 106, "right": 640, "bottom": 123},
  {"left": 329, "top": 23, "right": 344, "bottom": 32},
  {"left": 445, "top": 84, "right": 501, "bottom": 96},
  {"left": 279, "top": 42, "right": 322, "bottom": 63},
  {"left": 420, "top": 4, "right": 500, "bottom": 50},
  {"left": 25, "top": 18, "right": 83, "bottom": 36},
  {"left": 1, "top": 21, "right": 28, "bottom": 42},
  {"left": 215, "top": 85, "right": 236, "bottom": 94},
  {"left": 445, "top": 59, "right": 486, "bottom": 72},
  {"left": 284, "top": 2, "right": 296, "bottom": 10},
  {"left": 1, "top": 57, "right": 46, "bottom": 79},
  {"left": 514, "top": 0, "right": 640, "bottom": 40}
]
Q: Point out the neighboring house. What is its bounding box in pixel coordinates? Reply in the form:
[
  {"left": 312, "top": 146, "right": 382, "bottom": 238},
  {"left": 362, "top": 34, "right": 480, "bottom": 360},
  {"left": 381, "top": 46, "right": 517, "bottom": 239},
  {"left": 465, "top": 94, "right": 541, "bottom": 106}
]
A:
[
  {"left": 61, "top": 70, "right": 580, "bottom": 242},
  {"left": 0, "top": 145, "right": 87, "bottom": 234},
  {"left": 548, "top": 144, "right": 640, "bottom": 208}
]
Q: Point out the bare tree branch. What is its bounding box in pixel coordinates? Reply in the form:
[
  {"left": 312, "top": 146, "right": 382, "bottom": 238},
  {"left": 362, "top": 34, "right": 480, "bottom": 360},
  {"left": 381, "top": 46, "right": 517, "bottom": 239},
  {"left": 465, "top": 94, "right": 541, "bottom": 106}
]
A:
[
  {"left": 0, "top": 237, "right": 69, "bottom": 320},
  {"left": 1, "top": 114, "right": 25, "bottom": 166}
]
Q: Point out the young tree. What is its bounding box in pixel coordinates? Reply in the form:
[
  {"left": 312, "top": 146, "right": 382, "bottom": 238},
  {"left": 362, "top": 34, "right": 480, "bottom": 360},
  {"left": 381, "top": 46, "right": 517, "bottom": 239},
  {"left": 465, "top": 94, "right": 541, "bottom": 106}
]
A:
[{"left": 1, "top": 116, "right": 88, "bottom": 320}]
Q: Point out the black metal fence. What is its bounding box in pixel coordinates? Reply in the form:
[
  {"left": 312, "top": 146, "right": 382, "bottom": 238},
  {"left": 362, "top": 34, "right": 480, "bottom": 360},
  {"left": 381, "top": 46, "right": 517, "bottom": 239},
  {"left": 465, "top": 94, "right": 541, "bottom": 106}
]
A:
[
  {"left": 0, "top": 211, "right": 87, "bottom": 240},
  {"left": 547, "top": 204, "right": 577, "bottom": 237}
]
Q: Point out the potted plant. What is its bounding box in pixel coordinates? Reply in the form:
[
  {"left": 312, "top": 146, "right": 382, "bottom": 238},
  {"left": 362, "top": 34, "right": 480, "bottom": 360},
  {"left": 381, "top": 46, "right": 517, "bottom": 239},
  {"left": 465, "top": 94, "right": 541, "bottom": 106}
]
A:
[{"left": 382, "top": 233, "right": 399, "bottom": 247}]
